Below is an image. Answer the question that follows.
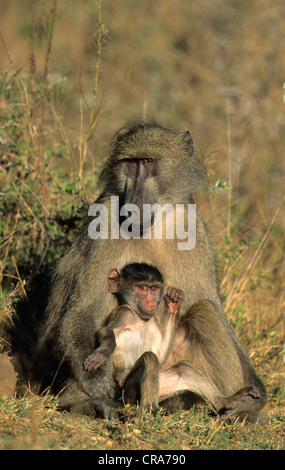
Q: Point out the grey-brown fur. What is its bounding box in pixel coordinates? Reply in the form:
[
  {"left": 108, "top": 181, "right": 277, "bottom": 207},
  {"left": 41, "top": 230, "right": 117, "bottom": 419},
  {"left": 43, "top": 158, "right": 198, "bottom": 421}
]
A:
[
  {"left": 82, "top": 266, "right": 183, "bottom": 412},
  {"left": 41, "top": 120, "right": 266, "bottom": 420}
]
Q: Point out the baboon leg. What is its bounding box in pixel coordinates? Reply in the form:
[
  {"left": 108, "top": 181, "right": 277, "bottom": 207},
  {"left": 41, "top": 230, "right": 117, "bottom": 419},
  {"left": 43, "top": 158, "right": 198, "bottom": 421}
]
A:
[
  {"left": 159, "top": 361, "right": 226, "bottom": 413},
  {"left": 164, "top": 301, "right": 266, "bottom": 420},
  {"left": 58, "top": 377, "right": 120, "bottom": 419},
  {"left": 175, "top": 301, "right": 245, "bottom": 392},
  {"left": 159, "top": 362, "right": 264, "bottom": 422},
  {"left": 123, "top": 351, "right": 160, "bottom": 411}
]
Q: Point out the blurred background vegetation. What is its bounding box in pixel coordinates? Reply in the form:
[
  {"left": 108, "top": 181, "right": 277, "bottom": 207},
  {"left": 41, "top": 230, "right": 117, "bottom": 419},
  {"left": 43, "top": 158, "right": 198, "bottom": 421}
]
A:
[
  {"left": 0, "top": 0, "right": 284, "bottom": 449},
  {"left": 1, "top": 1, "right": 284, "bottom": 233}
]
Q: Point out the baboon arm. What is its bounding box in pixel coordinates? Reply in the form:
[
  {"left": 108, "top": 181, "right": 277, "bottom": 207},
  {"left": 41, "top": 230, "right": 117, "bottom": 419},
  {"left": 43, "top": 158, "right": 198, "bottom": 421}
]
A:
[
  {"left": 158, "top": 311, "right": 176, "bottom": 365},
  {"left": 82, "top": 309, "right": 137, "bottom": 372},
  {"left": 82, "top": 327, "right": 116, "bottom": 372},
  {"left": 158, "top": 287, "right": 183, "bottom": 364}
]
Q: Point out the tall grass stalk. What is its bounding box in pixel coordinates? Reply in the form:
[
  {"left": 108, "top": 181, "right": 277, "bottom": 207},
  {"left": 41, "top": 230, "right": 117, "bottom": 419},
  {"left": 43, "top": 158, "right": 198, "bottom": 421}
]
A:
[
  {"left": 44, "top": 0, "right": 57, "bottom": 85},
  {"left": 226, "top": 99, "right": 232, "bottom": 240},
  {"left": 78, "top": 0, "right": 103, "bottom": 180}
]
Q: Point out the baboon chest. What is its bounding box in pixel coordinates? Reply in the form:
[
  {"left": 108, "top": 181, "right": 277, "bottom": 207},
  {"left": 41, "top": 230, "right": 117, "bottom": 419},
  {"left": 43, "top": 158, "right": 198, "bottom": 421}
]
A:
[{"left": 112, "top": 320, "right": 162, "bottom": 386}]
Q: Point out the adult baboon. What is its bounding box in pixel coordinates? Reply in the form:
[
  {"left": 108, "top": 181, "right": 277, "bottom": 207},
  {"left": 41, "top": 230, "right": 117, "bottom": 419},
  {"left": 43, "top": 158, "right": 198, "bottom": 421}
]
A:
[{"left": 41, "top": 120, "right": 266, "bottom": 420}]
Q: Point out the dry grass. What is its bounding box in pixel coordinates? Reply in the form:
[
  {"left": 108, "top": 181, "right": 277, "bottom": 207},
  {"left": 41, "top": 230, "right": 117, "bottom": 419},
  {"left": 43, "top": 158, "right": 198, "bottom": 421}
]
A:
[
  {"left": 0, "top": 395, "right": 284, "bottom": 450},
  {"left": 0, "top": 0, "right": 284, "bottom": 450}
]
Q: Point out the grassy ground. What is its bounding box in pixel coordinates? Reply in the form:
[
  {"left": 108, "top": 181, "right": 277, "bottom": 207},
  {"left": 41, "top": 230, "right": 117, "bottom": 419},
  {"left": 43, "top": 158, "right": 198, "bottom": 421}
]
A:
[
  {"left": 0, "top": 0, "right": 284, "bottom": 450},
  {"left": 0, "top": 395, "right": 284, "bottom": 450}
]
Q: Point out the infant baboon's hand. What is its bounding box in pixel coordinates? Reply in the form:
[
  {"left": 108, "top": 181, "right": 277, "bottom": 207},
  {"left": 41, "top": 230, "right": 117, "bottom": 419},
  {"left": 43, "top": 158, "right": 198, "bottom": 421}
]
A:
[
  {"left": 82, "top": 350, "right": 107, "bottom": 372},
  {"left": 164, "top": 287, "right": 184, "bottom": 315}
]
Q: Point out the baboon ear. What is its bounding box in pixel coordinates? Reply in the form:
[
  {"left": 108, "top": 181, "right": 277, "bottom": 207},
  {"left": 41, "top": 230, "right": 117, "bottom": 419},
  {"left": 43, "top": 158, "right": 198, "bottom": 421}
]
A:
[
  {"left": 116, "top": 127, "right": 129, "bottom": 140},
  {"left": 108, "top": 268, "right": 121, "bottom": 292},
  {"left": 182, "top": 130, "right": 194, "bottom": 156}
]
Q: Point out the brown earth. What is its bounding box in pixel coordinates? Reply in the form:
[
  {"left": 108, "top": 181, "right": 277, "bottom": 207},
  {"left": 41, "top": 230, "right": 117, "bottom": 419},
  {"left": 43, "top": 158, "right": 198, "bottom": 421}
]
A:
[{"left": 0, "top": 353, "right": 17, "bottom": 397}]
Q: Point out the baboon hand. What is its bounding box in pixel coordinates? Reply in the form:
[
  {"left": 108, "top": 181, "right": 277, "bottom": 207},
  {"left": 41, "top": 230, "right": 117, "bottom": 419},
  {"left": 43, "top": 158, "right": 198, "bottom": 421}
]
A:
[
  {"left": 164, "top": 287, "right": 184, "bottom": 315},
  {"left": 82, "top": 350, "right": 107, "bottom": 372}
]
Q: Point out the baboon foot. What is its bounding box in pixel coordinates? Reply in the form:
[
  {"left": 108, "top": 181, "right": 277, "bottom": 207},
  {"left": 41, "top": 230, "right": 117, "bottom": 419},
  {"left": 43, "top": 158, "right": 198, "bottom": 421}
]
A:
[
  {"left": 71, "top": 398, "right": 120, "bottom": 419},
  {"left": 141, "top": 400, "right": 160, "bottom": 414},
  {"left": 218, "top": 386, "right": 263, "bottom": 423}
]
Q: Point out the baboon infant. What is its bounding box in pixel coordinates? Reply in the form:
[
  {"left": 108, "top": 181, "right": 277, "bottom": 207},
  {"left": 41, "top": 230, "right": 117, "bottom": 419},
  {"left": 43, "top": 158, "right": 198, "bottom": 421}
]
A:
[{"left": 83, "top": 263, "right": 183, "bottom": 410}]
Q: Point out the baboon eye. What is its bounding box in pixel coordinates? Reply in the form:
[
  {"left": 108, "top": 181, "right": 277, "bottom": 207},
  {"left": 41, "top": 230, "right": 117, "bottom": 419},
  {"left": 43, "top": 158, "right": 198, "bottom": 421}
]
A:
[
  {"left": 125, "top": 157, "right": 157, "bottom": 177},
  {"left": 137, "top": 284, "right": 147, "bottom": 291},
  {"left": 150, "top": 286, "right": 160, "bottom": 293},
  {"left": 143, "top": 158, "right": 156, "bottom": 176}
]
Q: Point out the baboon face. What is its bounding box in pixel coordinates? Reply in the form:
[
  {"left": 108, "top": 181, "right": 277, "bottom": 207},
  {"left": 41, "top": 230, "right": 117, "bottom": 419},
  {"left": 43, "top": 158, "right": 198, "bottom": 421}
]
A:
[
  {"left": 99, "top": 122, "right": 207, "bottom": 208},
  {"left": 108, "top": 263, "right": 164, "bottom": 320}
]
